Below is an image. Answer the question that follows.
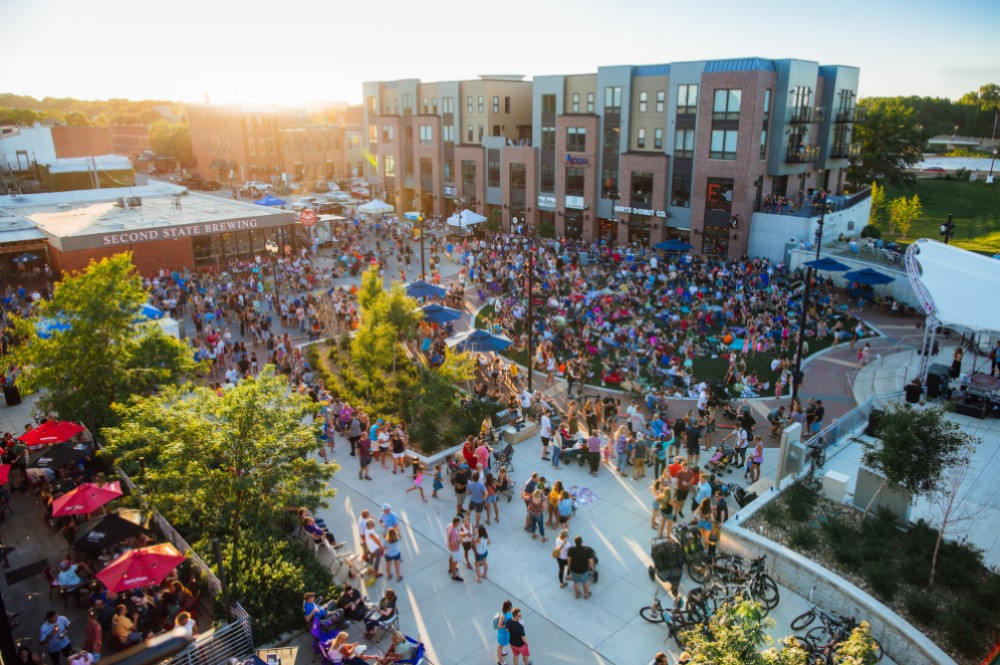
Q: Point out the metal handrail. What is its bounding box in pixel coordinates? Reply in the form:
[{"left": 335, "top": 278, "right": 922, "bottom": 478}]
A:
[{"left": 822, "top": 241, "right": 908, "bottom": 271}]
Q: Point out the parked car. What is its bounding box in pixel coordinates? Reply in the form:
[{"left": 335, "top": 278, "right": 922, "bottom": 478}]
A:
[
  {"left": 921, "top": 166, "right": 945, "bottom": 172},
  {"left": 327, "top": 191, "right": 351, "bottom": 203},
  {"left": 314, "top": 202, "right": 340, "bottom": 215},
  {"left": 313, "top": 183, "right": 330, "bottom": 194},
  {"left": 291, "top": 197, "right": 320, "bottom": 211}
]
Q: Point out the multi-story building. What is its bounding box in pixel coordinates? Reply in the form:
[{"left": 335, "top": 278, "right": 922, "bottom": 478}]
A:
[
  {"left": 361, "top": 75, "right": 533, "bottom": 218},
  {"left": 279, "top": 124, "right": 345, "bottom": 183},
  {"left": 363, "top": 58, "right": 861, "bottom": 256},
  {"left": 51, "top": 126, "right": 113, "bottom": 159},
  {"left": 187, "top": 105, "right": 283, "bottom": 185},
  {"left": 109, "top": 125, "right": 152, "bottom": 160}
]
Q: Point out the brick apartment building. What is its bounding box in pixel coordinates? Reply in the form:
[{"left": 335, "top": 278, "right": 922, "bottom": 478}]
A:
[
  {"left": 109, "top": 124, "right": 152, "bottom": 159},
  {"left": 187, "top": 105, "right": 365, "bottom": 187},
  {"left": 363, "top": 59, "right": 861, "bottom": 256},
  {"left": 51, "top": 125, "right": 113, "bottom": 158}
]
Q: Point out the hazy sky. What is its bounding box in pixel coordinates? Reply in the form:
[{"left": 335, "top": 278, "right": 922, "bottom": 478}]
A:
[{"left": 5, "top": 0, "right": 999, "bottom": 106}]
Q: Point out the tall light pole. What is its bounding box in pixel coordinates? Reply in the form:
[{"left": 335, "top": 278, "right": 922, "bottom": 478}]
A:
[
  {"left": 524, "top": 228, "right": 535, "bottom": 392},
  {"left": 418, "top": 213, "right": 426, "bottom": 280},
  {"left": 265, "top": 239, "right": 280, "bottom": 299},
  {"left": 790, "top": 197, "right": 827, "bottom": 403}
]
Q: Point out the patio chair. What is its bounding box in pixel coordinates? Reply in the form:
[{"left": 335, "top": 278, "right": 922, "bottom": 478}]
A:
[{"left": 41, "top": 566, "right": 65, "bottom": 605}]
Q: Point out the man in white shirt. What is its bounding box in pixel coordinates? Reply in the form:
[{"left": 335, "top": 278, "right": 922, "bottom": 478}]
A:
[
  {"left": 539, "top": 410, "right": 553, "bottom": 461},
  {"left": 357, "top": 509, "right": 371, "bottom": 558},
  {"left": 697, "top": 388, "right": 709, "bottom": 416}
]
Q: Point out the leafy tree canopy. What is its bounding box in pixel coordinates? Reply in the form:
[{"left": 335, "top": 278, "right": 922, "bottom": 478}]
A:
[
  {"left": 149, "top": 119, "right": 192, "bottom": 162},
  {"left": 101, "top": 367, "right": 336, "bottom": 544},
  {"left": 9, "top": 253, "right": 197, "bottom": 429},
  {"left": 849, "top": 99, "right": 924, "bottom": 188}
]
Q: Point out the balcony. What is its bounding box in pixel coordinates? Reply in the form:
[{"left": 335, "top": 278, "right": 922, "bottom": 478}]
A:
[
  {"left": 835, "top": 107, "right": 867, "bottom": 123},
  {"left": 788, "top": 106, "right": 812, "bottom": 123},
  {"left": 830, "top": 144, "right": 861, "bottom": 159},
  {"left": 785, "top": 145, "right": 822, "bottom": 163}
]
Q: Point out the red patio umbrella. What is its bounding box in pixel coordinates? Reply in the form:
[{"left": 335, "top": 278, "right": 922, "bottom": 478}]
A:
[
  {"left": 96, "top": 543, "right": 186, "bottom": 593},
  {"left": 51, "top": 481, "right": 123, "bottom": 517},
  {"left": 18, "top": 421, "right": 86, "bottom": 447},
  {"left": 0, "top": 464, "right": 10, "bottom": 484}
]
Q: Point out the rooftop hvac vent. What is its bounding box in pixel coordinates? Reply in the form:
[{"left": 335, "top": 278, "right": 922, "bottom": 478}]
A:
[{"left": 113, "top": 197, "right": 142, "bottom": 209}]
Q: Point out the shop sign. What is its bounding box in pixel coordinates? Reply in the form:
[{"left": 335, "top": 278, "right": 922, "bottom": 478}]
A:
[
  {"left": 565, "top": 154, "right": 589, "bottom": 165},
  {"left": 537, "top": 195, "right": 556, "bottom": 209},
  {"left": 565, "top": 196, "right": 586, "bottom": 210},
  {"left": 443, "top": 186, "right": 456, "bottom": 197},
  {"left": 615, "top": 205, "right": 668, "bottom": 218}
]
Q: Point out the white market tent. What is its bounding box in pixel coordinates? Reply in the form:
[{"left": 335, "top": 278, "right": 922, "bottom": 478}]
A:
[
  {"left": 357, "top": 199, "right": 394, "bottom": 215},
  {"left": 906, "top": 239, "right": 1000, "bottom": 379},
  {"left": 446, "top": 209, "right": 487, "bottom": 228}
]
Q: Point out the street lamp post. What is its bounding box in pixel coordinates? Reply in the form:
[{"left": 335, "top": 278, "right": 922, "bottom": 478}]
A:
[
  {"left": 989, "top": 148, "right": 997, "bottom": 182},
  {"left": 418, "top": 213, "right": 426, "bottom": 280},
  {"left": 790, "top": 198, "right": 827, "bottom": 404},
  {"left": 265, "top": 239, "right": 280, "bottom": 300},
  {"left": 524, "top": 229, "right": 534, "bottom": 393}
]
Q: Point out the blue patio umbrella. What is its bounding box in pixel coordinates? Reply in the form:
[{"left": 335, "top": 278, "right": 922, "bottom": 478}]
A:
[
  {"left": 844, "top": 267, "right": 895, "bottom": 285},
  {"left": 405, "top": 280, "right": 446, "bottom": 299},
  {"left": 446, "top": 329, "right": 512, "bottom": 353},
  {"left": 804, "top": 257, "right": 850, "bottom": 272},
  {"left": 140, "top": 303, "right": 163, "bottom": 320},
  {"left": 254, "top": 194, "right": 286, "bottom": 207},
  {"left": 36, "top": 318, "right": 72, "bottom": 339},
  {"left": 420, "top": 303, "right": 463, "bottom": 325},
  {"left": 654, "top": 239, "right": 693, "bottom": 252},
  {"left": 11, "top": 252, "right": 40, "bottom": 263}
]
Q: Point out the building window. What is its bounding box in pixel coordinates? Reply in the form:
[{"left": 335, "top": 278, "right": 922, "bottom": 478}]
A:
[
  {"left": 506, "top": 96, "right": 511, "bottom": 113},
  {"left": 478, "top": 96, "right": 484, "bottom": 113},
  {"left": 368, "top": 96, "right": 377, "bottom": 112},
  {"left": 381, "top": 125, "right": 394, "bottom": 143},
  {"left": 478, "top": 125, "right": 484, "bottom": 141},
  {"left": 422, "top": 98, "right": 428, "bottom": 114},
  {"left": 566, "top": 167, "right": 585, "bottom": 196},
  {"left": 671, "top": 173, "right": 691, "bottom": 208},
  {"left": 602, "top": 169, "right": 618, "bottom": 198},
  {"left": 677, "top": 84, "right": 698, "bottom": 115},
  {"left": 706, "top": 177, "right": 735, "bottom": 212},
  {"left": 492, "top": 125, "right": 501, "bottom": 137},
  {"left": 604, "top": 86, "right": 622, "bottom": 110},
  {"left": 462, "top": 160, "right": 476, "bottom": 187},
  {"left": 638, "top": 91, "right": 648, "bottom": 113},
  {"left": 405, "top": 157, "right": 414, "bottom": 178},
  {"left": 493, "top": 96, "right": 500, "bottom": 113},
  {"left": 443, "top": 125, "right": 454, "bottom": 143},
  {"left": 760, "top": 130, "right": 767, "bottom": 160},
  {"left": 541, "top": 126, "right": 556, "bottom": 150},
  {"left": 567, "top": 127, "right": 587, "bottom": 152},
  {"left": 636, "top": 128, "right": 646, "bottom": 149},
  {"left": 604, "top": 127, "right": 619, "bottom": 150},
  {"left": 467, "top": 125, "right": 473, "bottom": 142},
  {"left": 541, "top": 164, "right": 555, "bottom": 191},
  {"left": 763, "top": 89, "right": 771, "bottom": 122},
  {"left": 248, "top": 139, "right": 255, "bottom": 156},
  {"left": 587, "top": 93, "right": 595, "bottom": 113},
  {"left": 384, "top": 155, "right": 396, "bottom": 177},
  {"left": 467, "top": 96, "right": 473, "bottom": 113},
  {"left": 713, "top": 89, "right": 742, "bottom": 120},
  {"left": 631, "top": 172, "right": 653, "bottom": 205},
  {"left": 674, "top": 129, "right": 694, "bottom": 158},
  {"left": 393, "top": 99, "right": 398, "bottom": 114},
  {"left": 510, "top": 163, "right": 526, "bottom": 190},
  {"left": 368, "top": 125, "right": 378, "bottom": 143},
  {"left": 419, "top": 125, "right": 433, "bottom": 145},
  {"left": 542, "top": 94, "right": 556, "bottom": 114},
  {"left": 383, "top": 100, "right": 391, "bottom": 115},
  {"left": 420, "top": 158, "right": 433, "bottom": 184},
  {"left": 444, "top": 160, "right": 453, "bottom": 183},
  {"left": 710, "top": 129, "right": 739, "bottom": 159},
  {"left": 488, "top": 158, "right": 500, "bottom": 188},
  {"left": 656, "top": 91, "right": 665, "bottom": 113},
  {"left": 654, "top": 128, "right": 663, "bottom": 150},
  {"left": 572, "top": 93, "right": 580, "bottom": 113},
  {"left": 443, "top": 97, "right": 454, "bottom": 114}
]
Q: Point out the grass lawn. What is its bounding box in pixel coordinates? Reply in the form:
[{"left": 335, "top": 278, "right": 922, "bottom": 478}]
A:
[{"left": 880, "top": 178, "right": 1000, "bottom": 253}]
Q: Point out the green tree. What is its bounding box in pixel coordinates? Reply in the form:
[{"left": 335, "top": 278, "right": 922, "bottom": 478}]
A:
[
  {"left": 833, "top": 621, "right": 881, "bottom": 665},
  {"left": 888, "top": 194, "right": 921, "bottom": 239},
  {"left": 356, "top": 264, "right": 384, "bottom": 314},
  {"left": 149, "top": 119, "right": 192, "bottom": 163},
  {"left": 102, "top": 367, "right": 336, "bottom": 545},
  {"left": 0, "top": 108, "right": 40, "bottom": 126},
  {"left": 849, "top": 99, "right": 924, "bottom": 188},
  {"left": 867, "top": 181, "right": 886, "bottom": 230},
  {"left": 958, "top": 83, "right": 1000, "bottom": 138},
  {"left": 860, "top": 403, "right": 976, "bottom": 518},
  {"left": 679, "top": 599, "right": 809, "bottom": 665},
  {"left": 65, "top": 110, "right": 91, "bottom": 126},
  {"left": 9, "top": 253, "right": 196, "bottom": 430}
]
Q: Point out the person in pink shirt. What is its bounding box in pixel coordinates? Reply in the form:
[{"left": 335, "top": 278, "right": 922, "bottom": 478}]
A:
[{"left": 475, "top": 440, "right": 491, "bottom": 470}]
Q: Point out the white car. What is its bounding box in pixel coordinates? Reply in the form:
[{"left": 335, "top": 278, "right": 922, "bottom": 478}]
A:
[
  {"left": 327, "top": 191, "right": 351, "bottom": 203},
  {"left": 326, "top": 181, "right": 340, "bottom": 191},
  {"left": 291, "top": 197, "right": 319, "bottom": 211}
]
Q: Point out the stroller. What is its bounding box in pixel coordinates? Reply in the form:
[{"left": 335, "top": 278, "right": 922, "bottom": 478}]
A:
[
  {"left": 705, "top": 445, "right": 736, "bottom": 475},
  {"left": 731, "top": 484, "right": 759, "bottom": 509},
  {"left": 647, "top": 536, "right": 686, "bottom": 595}
]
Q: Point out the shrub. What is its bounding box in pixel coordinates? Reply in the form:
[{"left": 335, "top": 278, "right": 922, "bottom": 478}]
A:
[
  {"left": 783, "top": 481, "right": 818, "bottom": 522},
  {"left": 789, "top": 525, "right": 818, "bottom": 550},
  {"left": 903, "top": 589, "right": 937, "bottom": 626},
  {"left": 941, "top": 603, "right": 986, "bottom": 658},
  {"left": 758, "top": 500, "right": 785, "bottom": 528},
  {"left": 934, "top": 539, "right": 984, "bottom": 593},
  {"left": 822, "top": 517, "right": 861, "bottom": 566},
  {"left": 199, "top": 526, "right": 337, "bottom": 644},
  {"left": 859, "top": 224, "right": 882, "bottom": 239},
  {"left": 862, "top": 559, "right": 899, "bottom": 600}
]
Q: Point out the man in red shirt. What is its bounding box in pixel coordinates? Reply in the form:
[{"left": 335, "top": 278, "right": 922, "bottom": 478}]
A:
[
  {"left": 673, "top": 461, "right": 694, "bottom": 519},
  {"left": 446, "top": 517, "right": 463, "bottom": 582},
  {"left": 667, "top": 457, "right": 684, "bottom": 479}
]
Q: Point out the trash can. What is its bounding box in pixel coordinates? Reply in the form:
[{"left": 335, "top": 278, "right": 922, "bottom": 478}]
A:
[{"left": 3, "top": 383, "right": 21, "bottom": 406}]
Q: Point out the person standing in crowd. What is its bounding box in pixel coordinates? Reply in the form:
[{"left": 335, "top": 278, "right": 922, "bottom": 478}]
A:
[
  {"left": 473, "top": 525, "right": 490, "bottom": 583},
  {"left": 748, "top": 435, "right": 764, "bottom": 483},
  {"left": 539, "top": 409, "right": 552, "bottom": 462},
  {"left": 506, "top": 608, "right": 531, "bottom": 665},
  {"left": 446, "top": 517, "right": 463, "bottom": 582},
  {"left": 566, "top": 535, "right": 596, "bottom": 600},
  {"left": 586, "top": 429, "right": 602, "bottom": 477},
  {"left": 40, "top": 611, "right": 73, "bottom": 665},
  {"left": 495, "top": 600, "right": 513, "bottom": 665},
  {"left": 554, "top": 528, "right": 571, "bottom": 588}
]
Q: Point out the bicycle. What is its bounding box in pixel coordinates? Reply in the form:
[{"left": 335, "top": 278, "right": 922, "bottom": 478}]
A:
[
  {"left": 804, "top": 439, "right": 826, "bottom": 478},
  {"left": 791, "top": 587, "right": 883, "bottom": 662},
  {"left": 691, "top": 553, "right": 780, "bottom": 611},
  {"left": 639, "top": 588, "right": 712, "bottom": 650}
]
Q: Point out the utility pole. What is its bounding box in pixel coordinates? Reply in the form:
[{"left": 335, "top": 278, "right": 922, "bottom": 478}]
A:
[
  {"left": 790, "top": 197, "right": 827, "bottom": 403},
  {"left": 526, "top": 239, "right": 534, "bottom": 393}
]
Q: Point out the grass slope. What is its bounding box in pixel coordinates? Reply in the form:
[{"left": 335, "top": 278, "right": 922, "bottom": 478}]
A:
[{"left": 880, "top": 178, "right": 1000, "bottom": 253}]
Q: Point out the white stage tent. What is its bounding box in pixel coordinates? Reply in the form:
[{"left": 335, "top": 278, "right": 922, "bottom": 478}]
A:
[{"left": 446, "top": 209, "right": 487, "bottom": 228}]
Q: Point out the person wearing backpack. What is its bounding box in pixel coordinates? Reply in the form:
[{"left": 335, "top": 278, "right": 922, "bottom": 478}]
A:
[{"left": 494, "top": 600, "right": 513, "bottom": 665}]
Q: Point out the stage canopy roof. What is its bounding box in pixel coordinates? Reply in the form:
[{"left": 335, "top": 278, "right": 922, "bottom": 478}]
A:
[{"left": 906, "top": 239, "right": 1000, "bottom": 335}]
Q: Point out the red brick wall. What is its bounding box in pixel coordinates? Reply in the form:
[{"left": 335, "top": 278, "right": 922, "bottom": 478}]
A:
[
  {"left": 554, "top": 115, "right": 599, "bottom": 239},
  {"left": 619, "top": 152, "right": 670, "bottom": 245},
  {"left": 500, "top": 146, "right": 536, "bottom": 231},
  {"left": 50, "top": 238, "right": 195, "bottom": 278},
  {"left": 51, "top": 126, "right": 113, "bottom": 158}
]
